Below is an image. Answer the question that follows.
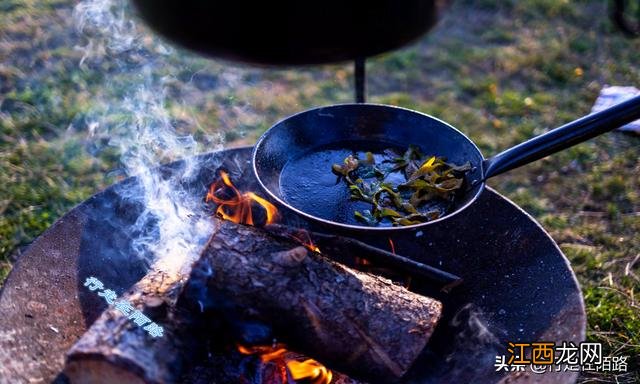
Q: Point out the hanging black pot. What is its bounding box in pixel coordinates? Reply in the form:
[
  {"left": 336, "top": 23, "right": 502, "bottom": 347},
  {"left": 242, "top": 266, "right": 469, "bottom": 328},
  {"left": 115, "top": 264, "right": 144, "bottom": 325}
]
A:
[{"left": 130, "top": 0, "right": 443, "bottom": 65}]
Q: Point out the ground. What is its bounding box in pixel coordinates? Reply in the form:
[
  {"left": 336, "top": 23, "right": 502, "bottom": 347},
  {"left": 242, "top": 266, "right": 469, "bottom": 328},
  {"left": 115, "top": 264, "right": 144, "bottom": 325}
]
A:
[{"left": 0, "top": 0, "right": 638, "bottom": 382}]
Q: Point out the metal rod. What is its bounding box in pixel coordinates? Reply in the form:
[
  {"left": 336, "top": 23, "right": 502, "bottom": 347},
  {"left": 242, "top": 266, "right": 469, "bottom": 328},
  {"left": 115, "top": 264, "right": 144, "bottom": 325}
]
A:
[
  {"left": 314, "top": 233, "right": 462, "bottom": 290},
  {"left": 264, "top": 224, "right": 463, "bottom": 291},
  {"left": 483, "top": 94, "right": 640, "bottom": 180},
  {"left": 354, "top": 57, "right": 366, "bottom": 103}
]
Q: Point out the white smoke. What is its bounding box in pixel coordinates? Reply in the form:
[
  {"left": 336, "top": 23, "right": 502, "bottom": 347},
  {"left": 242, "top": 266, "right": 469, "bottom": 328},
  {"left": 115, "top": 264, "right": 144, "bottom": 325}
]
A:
[
  {"left": 74, "top": 0, "right": 141, "bottom": 65},
  {"left": 73, "top": 0, "right": 223, "bottom": 273}
]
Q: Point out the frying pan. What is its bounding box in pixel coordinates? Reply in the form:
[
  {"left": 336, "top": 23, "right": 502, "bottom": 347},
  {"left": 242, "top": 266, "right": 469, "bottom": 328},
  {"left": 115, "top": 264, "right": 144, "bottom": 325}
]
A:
[{"left": 253, "top": 95, "right": 640, "bottom": 232}]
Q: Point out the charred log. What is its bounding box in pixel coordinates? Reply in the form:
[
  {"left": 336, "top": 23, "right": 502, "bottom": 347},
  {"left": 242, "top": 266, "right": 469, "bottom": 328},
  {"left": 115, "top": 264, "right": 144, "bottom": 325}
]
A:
[{"left": 187, "top": 221, "right": 442, "bottom": 382}]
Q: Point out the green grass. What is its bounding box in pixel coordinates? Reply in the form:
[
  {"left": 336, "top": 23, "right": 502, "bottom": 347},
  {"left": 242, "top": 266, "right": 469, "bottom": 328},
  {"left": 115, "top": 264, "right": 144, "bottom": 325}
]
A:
[{"left": 1, "top": 0, "right": 639, "bottom": 381}]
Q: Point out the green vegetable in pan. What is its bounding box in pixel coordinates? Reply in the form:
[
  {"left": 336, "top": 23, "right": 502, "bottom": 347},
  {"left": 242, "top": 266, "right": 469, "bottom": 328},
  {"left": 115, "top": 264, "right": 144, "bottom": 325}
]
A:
[{"left": 331, "top": 146, "right": 471, "bottom": 226}]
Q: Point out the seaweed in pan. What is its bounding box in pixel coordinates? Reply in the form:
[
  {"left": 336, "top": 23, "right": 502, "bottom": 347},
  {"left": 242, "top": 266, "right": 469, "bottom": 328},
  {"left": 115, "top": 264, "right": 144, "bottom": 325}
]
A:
[{"left": 332, "top": 145, "right": 471, "bottom": 226}]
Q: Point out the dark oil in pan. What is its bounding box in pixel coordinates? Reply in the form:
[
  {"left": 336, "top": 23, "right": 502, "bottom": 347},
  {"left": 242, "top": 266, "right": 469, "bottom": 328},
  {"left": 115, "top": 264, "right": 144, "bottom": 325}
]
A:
[{"left": 279, "top": 140, "right": 452, "bottom": 227}]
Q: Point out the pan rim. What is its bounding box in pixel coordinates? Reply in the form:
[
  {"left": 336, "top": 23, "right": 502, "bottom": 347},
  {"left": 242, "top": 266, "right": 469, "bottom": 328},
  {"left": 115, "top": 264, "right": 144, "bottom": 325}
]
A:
[{"left": 252, "top": 102, "right": 486, "bottom": 232}]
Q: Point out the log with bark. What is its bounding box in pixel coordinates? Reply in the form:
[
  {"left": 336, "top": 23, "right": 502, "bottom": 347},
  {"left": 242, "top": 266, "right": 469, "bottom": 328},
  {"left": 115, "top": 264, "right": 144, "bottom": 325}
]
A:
[
  {"left": 64, "top": 266, "right": 201, "bottom": 384},
  {"left": 64, "top": 219, "right": 442, "bottom": 383},
  {"left": 192, "top": 221, "right": 442, "bottom": 382}
]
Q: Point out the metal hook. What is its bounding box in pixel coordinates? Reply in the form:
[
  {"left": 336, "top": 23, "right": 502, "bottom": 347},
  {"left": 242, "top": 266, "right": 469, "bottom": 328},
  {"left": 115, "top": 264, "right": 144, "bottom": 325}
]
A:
[{"left": 355, "top": 58, "right": 366, "bottom": 103}]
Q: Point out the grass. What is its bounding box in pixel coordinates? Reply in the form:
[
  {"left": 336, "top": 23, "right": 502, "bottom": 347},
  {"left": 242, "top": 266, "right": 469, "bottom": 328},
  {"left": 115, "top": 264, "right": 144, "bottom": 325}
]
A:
[{"left": 1, "top": 0, "right": 639, "bottom": 381}]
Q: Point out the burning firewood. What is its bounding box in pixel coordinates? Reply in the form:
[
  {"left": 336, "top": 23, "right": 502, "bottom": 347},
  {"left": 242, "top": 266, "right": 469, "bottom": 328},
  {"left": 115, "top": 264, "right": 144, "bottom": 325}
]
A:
[
  {"left": 63, "top": 257, "right": 359, "bottom": 384},
  {"left": 183, "top": 220, "right": 442, "bottom": 383},
  {"left": 64, "top": 172, "right": 443, "bottom": 383},
  {"left": 64, "top": 219, "right": 441, "bottom": 383}
]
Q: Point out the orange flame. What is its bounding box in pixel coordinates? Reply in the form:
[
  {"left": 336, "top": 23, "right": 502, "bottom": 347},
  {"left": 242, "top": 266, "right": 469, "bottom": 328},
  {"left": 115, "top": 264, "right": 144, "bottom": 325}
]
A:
[
  {"left": 239, "top": 344, "right": 332, "bottom": 384},
  {"left": 207, "top": 171, "right": 278, "bottom": 226},
  {"left": 292, "top": 230, "right": 321, "bottom": 253},
  {"left": 287, "top": 359, "right": 332, "bottom": 384}
]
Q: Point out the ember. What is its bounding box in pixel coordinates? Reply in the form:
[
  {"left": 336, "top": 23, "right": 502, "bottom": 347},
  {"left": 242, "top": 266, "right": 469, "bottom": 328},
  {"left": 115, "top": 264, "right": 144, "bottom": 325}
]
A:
[
  {"left": 206, "top": 171, "right": 279, "bottom": 225},
  {"left": 289, "top": 229, "right": 321, "bottom": 253},
  {"left": 239, "top": 344, "right": 333, "bottom": 384}
]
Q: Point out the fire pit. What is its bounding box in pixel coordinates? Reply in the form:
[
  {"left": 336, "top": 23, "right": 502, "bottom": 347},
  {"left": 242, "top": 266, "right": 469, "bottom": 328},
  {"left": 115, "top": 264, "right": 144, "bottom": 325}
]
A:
[{"left": 0, "top": 147, "right": 585, "bottom": 383}]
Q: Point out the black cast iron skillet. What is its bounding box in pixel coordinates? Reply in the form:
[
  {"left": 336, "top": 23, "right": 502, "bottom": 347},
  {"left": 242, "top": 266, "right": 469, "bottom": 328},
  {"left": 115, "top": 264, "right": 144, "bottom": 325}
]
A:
[{"left": 253, "top": 96, "right": 640, "bottom": 232}]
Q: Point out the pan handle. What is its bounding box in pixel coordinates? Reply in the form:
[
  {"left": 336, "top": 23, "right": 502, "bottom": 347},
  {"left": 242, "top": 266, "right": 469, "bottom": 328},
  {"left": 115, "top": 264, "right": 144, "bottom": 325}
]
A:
[{"left": 482, "top": 94, "right": 640, "bottom": 179}]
